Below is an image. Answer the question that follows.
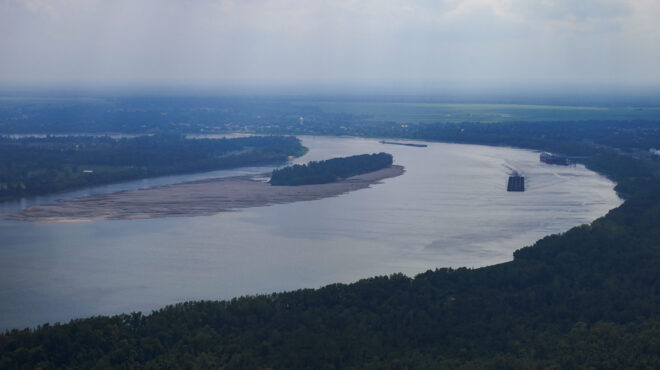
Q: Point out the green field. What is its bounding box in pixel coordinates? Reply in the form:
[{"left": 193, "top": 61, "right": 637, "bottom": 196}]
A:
[{"left": 296, "top": 101, "right": 660, "bottom": 123}]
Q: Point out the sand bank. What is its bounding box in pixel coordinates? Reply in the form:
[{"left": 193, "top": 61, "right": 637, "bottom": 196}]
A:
[{"left": 8, "top": 165, "right": 404, "bottom": 222}]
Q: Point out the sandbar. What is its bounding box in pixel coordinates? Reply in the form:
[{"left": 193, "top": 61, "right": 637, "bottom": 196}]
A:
[{"left": 8, "top": 165, "right": 404, "bottom": 222}]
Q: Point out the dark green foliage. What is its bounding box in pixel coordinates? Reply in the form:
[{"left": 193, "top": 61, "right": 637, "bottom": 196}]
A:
[
  {"left": 0, "top": 135, "right": 305, "bottom": 200},
  {"left": 0, "top": 97, "right": 342, "bottom": 134},
  {"left": 269, "top": 153, "right": 393, "bottom": 186}
]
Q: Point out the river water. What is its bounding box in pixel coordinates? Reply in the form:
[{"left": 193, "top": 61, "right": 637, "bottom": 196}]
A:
[{"left": 0, "top": 136, "right": 621, "bottom": 330}]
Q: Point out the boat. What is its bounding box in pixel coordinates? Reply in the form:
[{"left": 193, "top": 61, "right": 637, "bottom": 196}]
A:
[
  {"left": 379, "top": 140, "right": 428, "bottom": 148},
  {"left": 540, "top": 152, "right": 569, "bottom": 165},
  {"left": 507, "top": 174, "right": 525, "bottom": 192}
]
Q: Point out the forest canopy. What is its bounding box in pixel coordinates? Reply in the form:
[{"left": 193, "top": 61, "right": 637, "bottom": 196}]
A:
[
  {"left": 269, "top": 152, "right": 393, "bottom": 186},
  {"left": 0, "top": 135, "right": 305, "bottom": 200}
]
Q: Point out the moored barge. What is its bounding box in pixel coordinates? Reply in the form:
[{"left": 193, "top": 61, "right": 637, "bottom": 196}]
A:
[{"left": 380, "top": 140, "right": 428, "bottom": 148}]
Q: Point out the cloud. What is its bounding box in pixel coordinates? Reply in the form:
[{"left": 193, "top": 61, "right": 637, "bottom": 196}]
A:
[
  {"left": 0, "top": 0, "right": 658, "bottom": 89},
  {"left": 514, "top": 0, "right": 631, "bottom": 21}
]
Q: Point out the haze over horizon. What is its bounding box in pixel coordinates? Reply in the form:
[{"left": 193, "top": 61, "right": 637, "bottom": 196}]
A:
[{"left": 1, "top": 0, "right": 660, "bottom": 95}]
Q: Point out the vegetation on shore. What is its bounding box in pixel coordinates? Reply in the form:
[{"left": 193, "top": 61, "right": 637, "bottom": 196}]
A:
[
  {"left": 269, "top": 153, "right": 393, "bottom": 186},
  {"left": 3, "top": 97, "right": 660, "bottom": 135},
  {"left": 0, "top": 135, "right": 305, "bottom": 201},
  {"left": 1, "top": 118, "right": 659, "bottom": 368}
]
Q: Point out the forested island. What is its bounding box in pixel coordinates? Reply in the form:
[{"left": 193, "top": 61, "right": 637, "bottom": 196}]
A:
[
  {"left": 8, "top": 165, "right": 404, "bottom": 222},
  {"left": 0, "top": 135, "right": 305, "bottom": 200},
  {"left": 269, "top": 152, "right": 393, "bottom": 186}
]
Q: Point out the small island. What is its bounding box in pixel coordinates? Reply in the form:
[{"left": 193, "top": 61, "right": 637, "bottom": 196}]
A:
[
  {"left": 270, "top": 153, "right": 394, "bottom": 186},
  {"left": 8, "top": 155, "right": 404, "bottom": 222}
]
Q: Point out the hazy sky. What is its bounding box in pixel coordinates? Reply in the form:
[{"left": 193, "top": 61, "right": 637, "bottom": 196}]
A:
[{"left": 1, "top": 0, "right": 659, "bottom": 91}]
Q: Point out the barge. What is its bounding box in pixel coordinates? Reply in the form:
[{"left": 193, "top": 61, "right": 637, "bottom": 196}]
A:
[
  {"left": 507, "top": 174, "right": 525, "bottom": 192},
  {"left": 380, "top": 140, "right": 428, "bottom": 148},
  {"left": 540, "top": 152, "right": 569, "bottom": 165}
]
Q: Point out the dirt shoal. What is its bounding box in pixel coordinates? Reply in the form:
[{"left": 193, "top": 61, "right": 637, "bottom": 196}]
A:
[{"left": 8, "top": 165, "right": 405, "bottom": 222}]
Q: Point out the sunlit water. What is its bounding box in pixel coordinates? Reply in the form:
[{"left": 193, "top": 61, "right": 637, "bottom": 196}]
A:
[{"left": 0, "top": 136, "right": 621, "bottom": 330}]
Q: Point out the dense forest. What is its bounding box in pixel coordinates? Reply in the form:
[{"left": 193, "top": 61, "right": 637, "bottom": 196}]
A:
[
  {"left": 0, "top": 97, "right": 351, "bottom": 134},
  {"left": 270, "top": 153, "right": 393, "bottom": 186},
  {"left": 1, "top": 117, "right": 659, "bottom": 368},
  {"left": 0, "top": 135, "right": 305, "bottom": 200}
]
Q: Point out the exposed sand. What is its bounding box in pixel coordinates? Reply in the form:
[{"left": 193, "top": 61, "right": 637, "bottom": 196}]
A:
[{"left": 8, "top": 165, "right": 404, "bottom": 222}]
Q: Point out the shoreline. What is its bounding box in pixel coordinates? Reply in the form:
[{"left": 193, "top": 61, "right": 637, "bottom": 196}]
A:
[{"left": 7, "top": 165, "right": 405, "bottom": 223}]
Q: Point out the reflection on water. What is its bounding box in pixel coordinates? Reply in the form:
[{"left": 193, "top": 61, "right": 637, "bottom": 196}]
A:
[{"left": 0, "top": 136, "right": 621, "bottom": 329}]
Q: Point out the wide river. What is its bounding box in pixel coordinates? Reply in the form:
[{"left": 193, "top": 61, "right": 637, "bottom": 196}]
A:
[{"left": 0, "top": 136, "right": 621, "bottom": 330}]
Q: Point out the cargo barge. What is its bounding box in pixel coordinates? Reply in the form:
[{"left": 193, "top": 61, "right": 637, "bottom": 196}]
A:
[
  {"left": 380, "top": 140, "right": 428, "bottom": 148},
  {"left": 507, "top": 174, "right": 525, "bottom": 192},
  {"left": 540, "top": 152, "right": 569, "bottom": 165}
]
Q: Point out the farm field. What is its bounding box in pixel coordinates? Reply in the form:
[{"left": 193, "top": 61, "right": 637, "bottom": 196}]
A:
[{"left": 296, "top": 101, "right": 660, "bottom": 123}]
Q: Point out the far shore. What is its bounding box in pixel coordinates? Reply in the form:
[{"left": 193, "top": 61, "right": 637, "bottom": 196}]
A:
[{"left": 7, "top": 165, "right": 405, "bottom": 223}]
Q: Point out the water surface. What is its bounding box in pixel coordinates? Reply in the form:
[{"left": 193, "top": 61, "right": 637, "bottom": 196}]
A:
[{"left": 0, "top": 136, "right": 621, "bottom": 329}]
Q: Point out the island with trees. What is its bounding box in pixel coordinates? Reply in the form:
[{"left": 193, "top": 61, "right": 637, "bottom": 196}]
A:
[
  {"left": 269, "top": 152, "right": 393, "bottom": 186},
  {"left": 0, "top": 135, "right": 305, "bottom": 201},
  {"left": 7, "top": 152, "right": 402, "bottom": 222}
]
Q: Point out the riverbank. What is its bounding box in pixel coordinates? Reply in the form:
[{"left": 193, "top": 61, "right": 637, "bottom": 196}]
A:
[
  {"left": 7, "top": 165, "right": 405, "bottom": 222},
  {"left": 0, "top": 135, "right": 306, "bottom": 202}
]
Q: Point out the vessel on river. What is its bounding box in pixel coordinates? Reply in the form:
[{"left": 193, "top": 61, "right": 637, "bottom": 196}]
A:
[
  {"left": 380, "top": 140, "right": 428, "bottom": 148},
  {"left": 540, "top": 152, "right": 569, "bottom": 165}
]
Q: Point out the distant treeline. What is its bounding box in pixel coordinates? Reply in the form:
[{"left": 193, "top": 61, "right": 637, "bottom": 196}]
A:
[
  {"left": 0, "top": 135, "right": 305, "bottom": 200},
  {"left": 3, "top": 97, "right": 660, "bottom": 136},
  {"left": 269, "top": 152, "right": 393, "bottom": 186},
  {"left": 0, "top": 97, "right": 347, "bottom": 134}
]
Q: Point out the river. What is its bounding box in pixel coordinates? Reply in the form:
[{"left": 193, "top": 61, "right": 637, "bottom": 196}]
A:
[{"left": 0, "top": 136, "right": 621, "bottom": 330}]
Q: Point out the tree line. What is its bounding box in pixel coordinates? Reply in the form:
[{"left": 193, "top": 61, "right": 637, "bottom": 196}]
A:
[
  {"left": 0, "top": 135, "right": 305, "bottom": 200},
  {"left": 269, "top": 152, "right": 393, "bottom": 186}
]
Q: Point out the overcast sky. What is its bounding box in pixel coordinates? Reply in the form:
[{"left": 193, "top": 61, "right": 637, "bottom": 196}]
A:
[{"left": 1, "top": 0, "right": 659, "bottom": 92}]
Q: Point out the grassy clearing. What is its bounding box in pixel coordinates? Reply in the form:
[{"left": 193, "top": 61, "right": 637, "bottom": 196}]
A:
[{"left": 296, "top": 101, "right": 660, "bottom": 123}]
